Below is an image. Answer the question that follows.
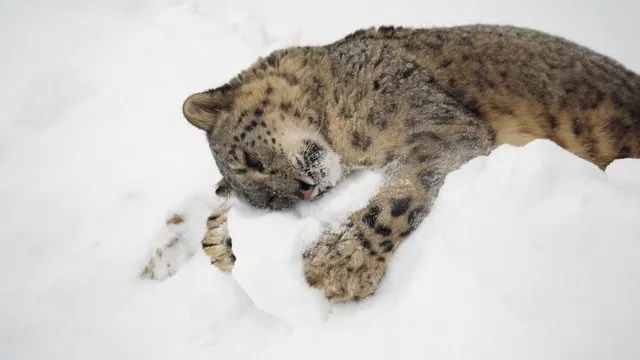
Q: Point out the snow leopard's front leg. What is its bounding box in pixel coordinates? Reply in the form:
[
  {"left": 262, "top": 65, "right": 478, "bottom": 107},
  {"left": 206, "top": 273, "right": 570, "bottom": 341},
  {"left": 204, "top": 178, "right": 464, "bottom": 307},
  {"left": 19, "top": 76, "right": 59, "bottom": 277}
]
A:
[
  {"left": 303, "top": 128, "right": 491, "bottom": 301},
  {"left": 202, "top": 207, "right": 235, "bottom": 272},
  {"left": 302, "top": 165, "right": 432, "bottom": 301},
  {"left": 202, "top": 179, "right": 235, "bottom": 272}
]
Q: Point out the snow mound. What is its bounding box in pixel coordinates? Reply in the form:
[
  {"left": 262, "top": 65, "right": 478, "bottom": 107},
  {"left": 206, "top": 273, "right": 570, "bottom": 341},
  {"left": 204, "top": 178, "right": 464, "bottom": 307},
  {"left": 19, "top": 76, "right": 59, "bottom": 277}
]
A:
[{"left": 225, "top": 140, "right": 640, "bottom": 359}]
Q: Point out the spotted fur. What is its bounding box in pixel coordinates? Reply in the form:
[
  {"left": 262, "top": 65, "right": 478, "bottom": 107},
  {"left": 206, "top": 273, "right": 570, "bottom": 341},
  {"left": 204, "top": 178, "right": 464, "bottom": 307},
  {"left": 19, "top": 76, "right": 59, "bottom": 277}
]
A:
[{"left": 184, "top": 25, "right": 640, "bottom": 301}]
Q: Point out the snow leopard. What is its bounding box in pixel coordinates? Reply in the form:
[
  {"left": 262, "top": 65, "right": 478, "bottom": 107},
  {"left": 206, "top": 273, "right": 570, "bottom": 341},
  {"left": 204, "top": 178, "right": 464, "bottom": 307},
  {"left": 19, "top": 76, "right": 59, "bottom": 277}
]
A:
[{"left": 183, "top": 25, "right": 640, "bottom": 301}]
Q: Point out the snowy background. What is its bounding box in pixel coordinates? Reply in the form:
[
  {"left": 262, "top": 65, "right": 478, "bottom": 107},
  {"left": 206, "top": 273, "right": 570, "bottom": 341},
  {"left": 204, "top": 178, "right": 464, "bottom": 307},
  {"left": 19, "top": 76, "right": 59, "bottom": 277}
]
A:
[{"left": 2, "top": 0, "right": 640, "bottom": 359}]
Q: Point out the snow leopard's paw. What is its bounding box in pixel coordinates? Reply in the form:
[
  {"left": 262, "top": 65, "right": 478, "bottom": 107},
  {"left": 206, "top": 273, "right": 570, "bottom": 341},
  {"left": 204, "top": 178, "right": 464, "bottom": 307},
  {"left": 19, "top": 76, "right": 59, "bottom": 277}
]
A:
[
  {"left": 202, "top": 207, "right": 235, "bottom": 273},
  {"left": 302, "top": 222, "right": 387, "bottom": 301},
  {"left": 140, "top": 214, "right": 193, "bottom": 280}
]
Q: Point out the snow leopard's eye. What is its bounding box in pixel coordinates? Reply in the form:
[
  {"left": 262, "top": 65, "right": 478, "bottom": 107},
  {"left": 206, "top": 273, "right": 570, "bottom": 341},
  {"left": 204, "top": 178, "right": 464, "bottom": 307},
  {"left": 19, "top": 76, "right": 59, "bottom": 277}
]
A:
[{"left": 243, "top": 151, "right": 264, "bottom": 172}]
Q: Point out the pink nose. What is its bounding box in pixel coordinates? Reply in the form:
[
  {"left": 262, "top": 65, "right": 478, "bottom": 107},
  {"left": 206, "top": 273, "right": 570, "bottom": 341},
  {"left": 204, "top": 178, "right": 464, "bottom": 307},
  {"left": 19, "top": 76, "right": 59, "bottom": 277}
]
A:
[{"left": 302, "top": 186, "right": 316, "bottom": 200}]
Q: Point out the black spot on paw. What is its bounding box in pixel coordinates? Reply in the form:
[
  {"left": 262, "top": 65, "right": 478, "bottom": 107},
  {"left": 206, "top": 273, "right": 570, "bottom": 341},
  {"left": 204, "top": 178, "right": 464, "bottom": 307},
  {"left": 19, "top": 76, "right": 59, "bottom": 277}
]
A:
[
  {"left": 380, "top": 240, "right": 394, "bottom": 252},
  {"left": 374, "top": 225, "right": 392, "bottom": 236},
  {"left": 390, "top": 197, "right": 412, "bottom": 217},
  {"left": 362, "top": 206, "right": 380, "bottom": 228}
]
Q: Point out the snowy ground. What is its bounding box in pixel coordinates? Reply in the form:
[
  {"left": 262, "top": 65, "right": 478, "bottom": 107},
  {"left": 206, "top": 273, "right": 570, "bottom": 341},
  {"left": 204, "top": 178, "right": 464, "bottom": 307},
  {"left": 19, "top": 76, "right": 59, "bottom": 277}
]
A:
[{"left": 1, "top": 0, "right": 640, "bottom": 359}]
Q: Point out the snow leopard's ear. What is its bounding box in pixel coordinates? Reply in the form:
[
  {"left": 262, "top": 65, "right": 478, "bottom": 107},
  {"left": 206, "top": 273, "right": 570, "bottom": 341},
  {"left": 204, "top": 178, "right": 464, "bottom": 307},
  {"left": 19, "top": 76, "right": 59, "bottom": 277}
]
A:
[{"left": 182, "top": 85, "right": 234, "bottom": 131}]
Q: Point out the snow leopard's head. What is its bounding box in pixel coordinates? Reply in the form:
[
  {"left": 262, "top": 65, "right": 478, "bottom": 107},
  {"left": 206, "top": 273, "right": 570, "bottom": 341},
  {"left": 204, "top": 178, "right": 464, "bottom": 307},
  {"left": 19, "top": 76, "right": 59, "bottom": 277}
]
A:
[{"left": 182, "top": 56, "right": 342, "bottom": 209}]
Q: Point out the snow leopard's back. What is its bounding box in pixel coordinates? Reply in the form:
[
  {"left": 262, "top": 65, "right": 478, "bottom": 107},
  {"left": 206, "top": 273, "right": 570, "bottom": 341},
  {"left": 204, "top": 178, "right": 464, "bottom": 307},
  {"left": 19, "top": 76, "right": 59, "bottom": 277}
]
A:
[{"left": 334, "top": 25, "right": 640, "bottom": 168}]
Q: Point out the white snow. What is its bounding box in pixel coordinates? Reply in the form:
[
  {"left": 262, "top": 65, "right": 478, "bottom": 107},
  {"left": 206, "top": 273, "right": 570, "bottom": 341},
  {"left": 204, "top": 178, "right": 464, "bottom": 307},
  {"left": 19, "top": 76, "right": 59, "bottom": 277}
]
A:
[
  {"left": 1, "top": 1, "right": 640, "bottom": 359},
  {"left": 229, "top": 170, "right": 384, "bottom": 326}
]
